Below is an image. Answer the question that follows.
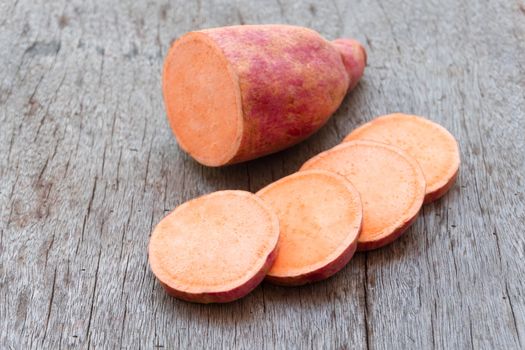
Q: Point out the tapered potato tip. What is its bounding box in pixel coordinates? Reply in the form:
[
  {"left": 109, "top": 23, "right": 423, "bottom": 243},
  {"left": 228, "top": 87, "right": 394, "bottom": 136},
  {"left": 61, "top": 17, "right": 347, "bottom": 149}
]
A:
[{"left": 331, "top": 39, "right": 367, "bottom": 90}]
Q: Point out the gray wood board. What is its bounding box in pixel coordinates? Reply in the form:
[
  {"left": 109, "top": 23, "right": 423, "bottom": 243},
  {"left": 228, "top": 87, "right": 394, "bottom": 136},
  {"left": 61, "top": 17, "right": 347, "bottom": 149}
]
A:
[{"left": 1, "top": 0, "right": 524, "bottom": 349}]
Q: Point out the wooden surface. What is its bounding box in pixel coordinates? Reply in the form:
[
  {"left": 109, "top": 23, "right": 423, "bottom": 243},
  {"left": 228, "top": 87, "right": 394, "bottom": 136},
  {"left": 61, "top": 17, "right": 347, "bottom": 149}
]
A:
[{"left": 1, "top": 0, "right": 524, "bottom": 348}]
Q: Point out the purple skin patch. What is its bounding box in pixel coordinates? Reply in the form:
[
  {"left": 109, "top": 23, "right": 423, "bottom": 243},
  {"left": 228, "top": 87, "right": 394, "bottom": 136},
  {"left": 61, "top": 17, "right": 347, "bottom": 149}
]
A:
[
  {"left": 245, "top": 56, "right": 315, "bottom": 141},
  {"left": 204, "top": 26, "right": 352, "bottom": 162},
  {"left": 244, "top": 42, "right": 345, "bottom": 146}
]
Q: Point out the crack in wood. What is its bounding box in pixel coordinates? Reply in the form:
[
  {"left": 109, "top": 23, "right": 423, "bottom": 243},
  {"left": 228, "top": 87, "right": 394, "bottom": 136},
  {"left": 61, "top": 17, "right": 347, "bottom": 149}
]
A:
[
  {"left": 363, "top": 254, "right": 371, "bottom": 350},
  {"left": 86, "top": 252, "right": 102, "bottom": 346},
  {"left": 43, "top": 267, "right": 57, "bottom": 341}
]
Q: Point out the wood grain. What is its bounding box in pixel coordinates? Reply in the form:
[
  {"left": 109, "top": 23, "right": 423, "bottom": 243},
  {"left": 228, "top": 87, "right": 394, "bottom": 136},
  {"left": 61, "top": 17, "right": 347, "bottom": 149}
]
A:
[{"left": 0, "top": 0, "right": 523, "bottom": 348}]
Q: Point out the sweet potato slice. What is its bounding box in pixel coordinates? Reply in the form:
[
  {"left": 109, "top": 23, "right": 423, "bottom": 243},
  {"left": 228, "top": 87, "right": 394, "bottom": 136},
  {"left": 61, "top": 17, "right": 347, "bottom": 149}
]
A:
[
  {"left": 343, "top": 113, "right": 460, "bottom": 203},
  {"left": 257, "top": 170, "right": 362, "bottom": 285},
  {"left": 163, "top": 33, "right": 243, "bottom": 166},
  {"left": 148, "top": 190, "right": 279, "bottom": 303},
  {"left": 301, "top": 141, "right": 426, "bottom": 251}
]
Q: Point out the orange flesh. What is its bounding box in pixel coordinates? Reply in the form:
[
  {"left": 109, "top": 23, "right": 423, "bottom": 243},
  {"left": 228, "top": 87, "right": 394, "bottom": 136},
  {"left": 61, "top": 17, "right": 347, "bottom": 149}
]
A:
[
  {"left": 301, "top": 141, "right": 425, "bottom": 246},
  {"left": 148, "top": 191, "right": 279, "bottom": 294},
  {"left": 257, "top": 170, "right": 362, "bottom": 278},
  {"left": 162, "top": 33, "right": 243, "bottom": 166},
  {"left": 343, "top": 114, "right": 460, "bottom": 201}
]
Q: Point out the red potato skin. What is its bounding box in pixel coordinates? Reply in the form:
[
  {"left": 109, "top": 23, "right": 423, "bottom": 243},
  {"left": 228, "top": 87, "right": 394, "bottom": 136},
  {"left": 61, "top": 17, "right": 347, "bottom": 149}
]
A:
[
  {"left": 160, "top": 247, "right": 278, "bottom": 303},
  {"left": 266, "top": 239, "right": 358, "bottom": 286},
  {"left": 200, "top": 25, "right": 366, "bottom": 164},
  {"left": 357, "top": 212, "right": 419, "bottom": 251},
  {"left": 424, "top": 168, "right": 459, "bottom": 204},
  {"left": 331, "top": 38, "right": 367, "bottom": 90}
]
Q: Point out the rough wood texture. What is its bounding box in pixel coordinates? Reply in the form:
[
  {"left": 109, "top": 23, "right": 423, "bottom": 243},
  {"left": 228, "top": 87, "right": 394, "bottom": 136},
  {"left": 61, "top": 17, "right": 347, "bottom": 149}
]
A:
[{"left": 1, "top": 0, "right": 524, "bottom": 349}]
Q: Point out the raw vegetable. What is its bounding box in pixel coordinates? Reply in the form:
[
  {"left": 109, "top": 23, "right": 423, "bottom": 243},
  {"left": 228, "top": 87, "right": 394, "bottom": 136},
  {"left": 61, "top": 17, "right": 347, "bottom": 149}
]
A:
[
  {"left": 301, "top": 141, "right": 426, "bottom": 251},
  {"left": 343, "top": 113, "right": 460, "bottom": 203},
  {"left": 163, "top": 25, "right": 366, "bottom": 166},
  {"left": 148, "top": 190, "right": 279, "bottom": 303},
  {"left": 257, "top": 170, "right": 362, "bottom": 285}
]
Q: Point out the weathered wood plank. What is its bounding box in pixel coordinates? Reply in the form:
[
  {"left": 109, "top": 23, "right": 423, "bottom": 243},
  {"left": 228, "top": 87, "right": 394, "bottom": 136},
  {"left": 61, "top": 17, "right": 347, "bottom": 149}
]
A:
[{"left": 0, "top": 0, "right": 523, "bottom": 349}]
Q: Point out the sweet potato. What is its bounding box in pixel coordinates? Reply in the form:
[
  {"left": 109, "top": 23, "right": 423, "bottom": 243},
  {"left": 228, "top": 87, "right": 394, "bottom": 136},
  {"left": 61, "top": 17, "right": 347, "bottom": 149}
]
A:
[
  {"left": 148, "top": 190, "right": 279, "bottom": 303},
  {"left": 163, "top": 25, "right": 366, "bottom": 166},
  {"left": 301, "top": 141, "right": 426, "bottom": 251},
  {"left": 257, "top": 170, "right": 362, "bottom": 285},
  {"left": 343, "top": 113, "right": 460, "bottom": 203}
]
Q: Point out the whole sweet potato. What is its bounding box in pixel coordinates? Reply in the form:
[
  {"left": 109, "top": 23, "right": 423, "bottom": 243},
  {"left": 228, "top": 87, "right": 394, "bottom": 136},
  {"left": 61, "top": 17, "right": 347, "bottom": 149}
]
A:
[{"left": 163, "top": 25, "right": 366, "bottom": 166}]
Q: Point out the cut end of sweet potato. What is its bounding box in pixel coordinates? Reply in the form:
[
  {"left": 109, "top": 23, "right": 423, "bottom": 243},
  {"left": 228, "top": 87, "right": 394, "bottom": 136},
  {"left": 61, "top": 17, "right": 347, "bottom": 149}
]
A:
[
  {"left": 162, "top": 32, "right": 243, "bottom": 167},
  {"left": 257, "top": 170, "right": 362, "bottom": 285},
  {"left": 343, "top": 113, "right": 460, "bottom": 203},
  {"left": 148, "top": 190, "right": 279, "bottom": 303},
  {"left": 331, "top": 39, "right": 367, "bottom": 90},
  {"left": 301, "top": 141, "right": 426, "bottom": 251}
]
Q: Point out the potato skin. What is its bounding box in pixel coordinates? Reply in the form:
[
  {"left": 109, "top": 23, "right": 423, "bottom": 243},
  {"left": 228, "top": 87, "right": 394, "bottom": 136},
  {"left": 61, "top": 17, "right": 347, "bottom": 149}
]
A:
[
  {"left": 423, "top": 168, "right": 459, "bottom": 204},
  {"left": 265, "top": 239, "right": 357, "bottom": 286},
  {"left": 356, "top": 213, "right": 419, "bottom": 251},
  {"left": 160, "top": 246, "right": 278, "bottom": 303},
  {"left": 201, "top": 25, "right": 358, "bottom": 164}
]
